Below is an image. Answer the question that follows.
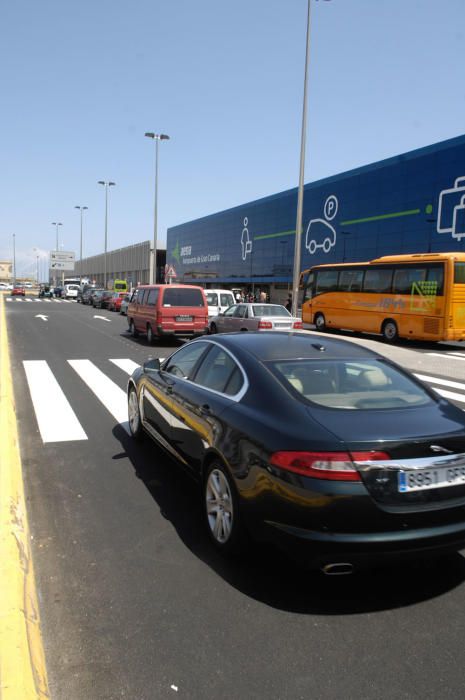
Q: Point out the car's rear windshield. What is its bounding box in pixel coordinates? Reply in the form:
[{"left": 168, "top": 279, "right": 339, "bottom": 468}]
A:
[
  {"left": 162, "top": 288, "right": 205, "bottom": 307},
  {"left": 252, "top": 304, "right": 289, "bottom": 317},
  {"left": 269, "top": 359, "right": 432, "bottom": 410}
]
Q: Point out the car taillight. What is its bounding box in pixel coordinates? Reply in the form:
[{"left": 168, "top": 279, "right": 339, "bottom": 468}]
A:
[
  {"left": 293, "top": 321, "right": 303, "bottom": 329},
  {"left": 269, "top": 450, "right": 390, "bottom": 481},
  {"left": 258, "top": 320, "right": 273, "bottom": 329}
]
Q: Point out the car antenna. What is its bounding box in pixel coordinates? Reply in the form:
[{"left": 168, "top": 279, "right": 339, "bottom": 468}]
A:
[{"left": 311, "top": 343, "right": 326, "bottom": 352}]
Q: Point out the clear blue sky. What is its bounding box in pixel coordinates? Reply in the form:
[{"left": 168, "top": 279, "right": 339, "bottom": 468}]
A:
[{"left": 2, "top": 0, "right": 465, "bottom": 277}]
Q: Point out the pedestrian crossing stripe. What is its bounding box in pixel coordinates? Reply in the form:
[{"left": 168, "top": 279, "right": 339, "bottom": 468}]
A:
[
  {"left": 5, "top": 298, "right": 78, "bottom": 302},
  {"left": 20, "top": 359, "right": 465, "bottom": 445},
  {"left": 23, "top": 358, "right": 138, "bottom": 444}
]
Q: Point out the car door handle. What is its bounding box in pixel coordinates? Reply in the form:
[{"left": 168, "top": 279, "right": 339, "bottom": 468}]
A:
[
  {"left": 166, "top": 385, "right": 173, "bottom": 394},
  {"left": 200, "top": 404, "right": 211, "bottom": 416}
]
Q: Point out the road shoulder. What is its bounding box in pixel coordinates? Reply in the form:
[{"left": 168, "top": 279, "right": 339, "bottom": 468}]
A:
[{"left": 0, "top": 293, "right": 49, "bottom": 699}]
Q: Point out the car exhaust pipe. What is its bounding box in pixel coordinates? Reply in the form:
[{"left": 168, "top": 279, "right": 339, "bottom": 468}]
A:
[{"left": 322, "top": 562, "right": 354, "bottom": 576}]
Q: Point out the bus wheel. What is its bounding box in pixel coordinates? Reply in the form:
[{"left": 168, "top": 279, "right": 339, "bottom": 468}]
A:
[
  {"left": 314, "top": 313, "right": 326, "bottom": 331},
  {"left": 382, "top": 319, "right": 398, "bottom": 343}
]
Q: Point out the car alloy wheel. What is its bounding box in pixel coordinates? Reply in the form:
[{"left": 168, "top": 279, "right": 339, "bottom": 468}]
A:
[
  {"left": 147, "top": 324, "right": 154, "bottom": 344},
  {"left": 128, "top": 386, "right": 143, "bottom": 439},
  {"left": 204, "top": 462, "right": 245, "bottom": 553}
]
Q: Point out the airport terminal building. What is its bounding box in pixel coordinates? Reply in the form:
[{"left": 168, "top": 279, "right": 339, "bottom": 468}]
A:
[{"left": 166, "top": 134, "right": 465, "bottom": 303}]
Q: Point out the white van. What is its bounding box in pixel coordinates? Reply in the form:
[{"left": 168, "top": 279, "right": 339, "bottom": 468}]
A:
[
  {"left": 205, "top": 289, "right": 235, "bottom": 318},
  {"left": 64, "top": 284, "right": 80, "bottom": 300}
]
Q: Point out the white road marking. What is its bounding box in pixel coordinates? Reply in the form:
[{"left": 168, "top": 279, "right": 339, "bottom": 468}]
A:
[
  {"left": 23, "top": 361, "right": 87, "bottom": 443},
  {"left": 52, "top": 299, "right": 61, "bottom": 303},
  {"left": 93, "top": 315, "right": 111, "bottom": 322},
  {"left": 35, "top": 314, "right": 48, "bottom": 321},
  {"left": 43, "top": 299, "right": 52, "bottom": 302},
  {"left": 25, "top": 298, "right": 32, "bottom": 302},
  {"left": 15, "top": 298, "right": 22, "bottom": 302},
  {"left": 68, "top": 360, "right": 128, "bottom": 431},
  {"left": 414, "top": 373, "right": 465, "bottom": 392},
  {"left": 427, "top": 352, "right": 465, "bottom": 362},
  {"left": 6, "top": 298, "right": 11, "bottom": 301},
  {"left": 109, "top": 358, "right": 140, "bottom": 375}
]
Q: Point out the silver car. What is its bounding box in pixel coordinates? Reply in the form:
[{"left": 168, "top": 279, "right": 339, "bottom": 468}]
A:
[{"left": 209, "top": 303, "right": 302, "bottom": 333}]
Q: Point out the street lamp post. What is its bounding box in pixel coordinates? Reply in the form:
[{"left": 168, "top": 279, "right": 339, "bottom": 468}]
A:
[
  {"left": 51, "top": 221, "right": 62, "bottom": 251},
  {"left": 36, "top": 255, "right": 39, "bottom": 283},
  {"left": 145, "top": 132, "right": 170, "bottom": 285},
  {"left": 98, "top": 182, "right": 115, "bottom": 288},
  {"left": 51, "top": 221, "right": 63, "bottom": 286},
  {"left": 12, "top": 234, "right": 16, "bottom": 286},
  {"left": 290, "top": 0, "right": 331, "bottom": 317},
  {"left": 75, "top": 205, "right": 88, "bottom": 283}
]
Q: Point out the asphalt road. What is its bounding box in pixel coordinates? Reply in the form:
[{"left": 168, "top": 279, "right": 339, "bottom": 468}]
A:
[{"left": 7, "top": 297, "right": 465, "bottom": 700}]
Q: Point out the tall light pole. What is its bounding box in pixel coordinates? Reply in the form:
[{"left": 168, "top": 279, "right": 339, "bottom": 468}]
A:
[
  {"left": 290, "top": 0, "right": 314, "bottom": 318},
  {"left": 145, "top": 132, "right": 170, "bottom": 284},
  {"left": 51, "top": 221, "right": 62, "bottom": 251},
  {"left": 75, "top": 205, "right": 88, "bottom": 283},
  {"left": 98, "top": 181, "right": 115, "bottom": 288},
  {"left": 12, "top": 234, "right": 16, "bottom": 286},
  {"left": 36, "top": 255, "right": 40, "bottom": 283}
]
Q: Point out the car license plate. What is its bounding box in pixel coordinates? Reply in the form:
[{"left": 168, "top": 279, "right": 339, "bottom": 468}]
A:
[
  {"left": 274, "top": 323, "right": 291, "bottom": 329},
  {"left": 176, "top": 315, "right": 193, "bottom": 322},
  {"left": 398, "top": 466, "right": 465, "bottom": 492}
]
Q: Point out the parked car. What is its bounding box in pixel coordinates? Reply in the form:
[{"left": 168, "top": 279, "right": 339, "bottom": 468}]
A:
[
  {"left": 0, "top": 282, "right": 10, "bottom": 291},
  {"left": 205, "top": 289, "right": 235, "bottom": 318},
  {"left": 127, "top": 331, "right": 465, "bottom": 571},
  {"left": 38, "top": 285, "right": 53, "bottom": 298},
  {"left": 77, "top": 284, "right": 97, "bottom": 303},
  {"left": 11, "top": 285, "right": 26, "bottom": 296},
  {"left": 108, "top": 291, "right": 127, "bottom": 312},
  {"left": 64, "top": 283, "right": 80, "bottom": 300},
  {"left": 127, "top": 284, "right": 208, "bottom": 344},
  {"left": 94, "top": 290, "right": 114, "bottom": 309},
  {"left": 91, "top": 290, "right": 106, "bottom": 307},
  {"left": 209, "top": 303, "right": 302, "bottom": 334},
  {"left": 119, "top": 293, "right": 131, "bottom": 316},
  {"left": 83, "top": 287, "right": 103, "bottom": 305}
]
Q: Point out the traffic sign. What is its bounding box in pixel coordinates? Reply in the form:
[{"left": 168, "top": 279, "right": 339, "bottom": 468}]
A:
[
  {"left": 165, "top": 264, "right": 177, "bottom": 278},
  {"left": 50, "top": 250, "right": 75, "bottom": 271}
]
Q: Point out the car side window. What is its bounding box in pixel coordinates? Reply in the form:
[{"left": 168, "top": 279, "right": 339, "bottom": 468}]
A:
[
  {"left": 233, "top": 305, "right": 246, "bottom": 318},
  {"left": 194, "top": 345, "right": 242, "bottom": 395},
  {"left": 163, "top": 342, "right": 210, "bottom": 379},
  {"left": 224, "top": 305, "right": 237, "bottom": 317},
  {"left": 147, "top": 288, "right": 159, "bottom": 306}
]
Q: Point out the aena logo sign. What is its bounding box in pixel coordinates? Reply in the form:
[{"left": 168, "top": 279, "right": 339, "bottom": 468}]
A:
[{"left": 437, "top": 177, "right": 465, "bottom": 241}]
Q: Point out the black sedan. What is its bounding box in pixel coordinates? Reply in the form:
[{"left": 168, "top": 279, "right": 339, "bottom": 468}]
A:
[{"left": 127, "top": 332, "right": 465, "bottom": 572}]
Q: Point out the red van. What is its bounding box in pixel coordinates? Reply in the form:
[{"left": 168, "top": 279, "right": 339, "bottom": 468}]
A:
[{"left": 127, "top": 284, "right": 209, "bottom": 343}]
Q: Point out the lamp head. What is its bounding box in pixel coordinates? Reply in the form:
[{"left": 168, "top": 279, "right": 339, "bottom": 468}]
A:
[{"left": 145, "top": 132, "right": 155, "bottom": 138}]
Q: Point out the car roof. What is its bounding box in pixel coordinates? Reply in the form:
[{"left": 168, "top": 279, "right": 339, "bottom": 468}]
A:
[{"left": 208, "top": 331, "right": 382, "bottom": 362}]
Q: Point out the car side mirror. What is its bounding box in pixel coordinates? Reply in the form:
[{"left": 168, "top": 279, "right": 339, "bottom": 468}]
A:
[{"left": 143, "top": 358, "right": 160, "bottom": 372}]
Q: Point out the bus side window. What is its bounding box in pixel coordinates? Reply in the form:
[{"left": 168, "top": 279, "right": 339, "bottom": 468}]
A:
[
  {"left": 303, "top": 272, "right": 314, "bottom": 301},
  {"left": 315, "top": 269, "right": 339, "bottom": 296}
]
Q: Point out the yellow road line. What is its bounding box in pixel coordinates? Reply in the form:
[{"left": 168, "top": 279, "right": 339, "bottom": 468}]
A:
[{"left": 0, "top": 293, "right": 50, "bottom": 698}]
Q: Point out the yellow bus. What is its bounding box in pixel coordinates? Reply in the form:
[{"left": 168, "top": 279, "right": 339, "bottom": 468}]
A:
[{"left": 301, "top": 252, "right": 465, "bottom": 343}]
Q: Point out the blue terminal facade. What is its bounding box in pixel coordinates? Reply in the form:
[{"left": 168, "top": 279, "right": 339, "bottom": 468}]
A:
[{"left": 166, "top": 134, "right": 465, "bottom": 297}]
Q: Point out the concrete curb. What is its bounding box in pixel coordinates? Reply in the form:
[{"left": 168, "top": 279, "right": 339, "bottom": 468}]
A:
[{"left": 0, "top": 293, "right": 50, "bottom": 698}]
